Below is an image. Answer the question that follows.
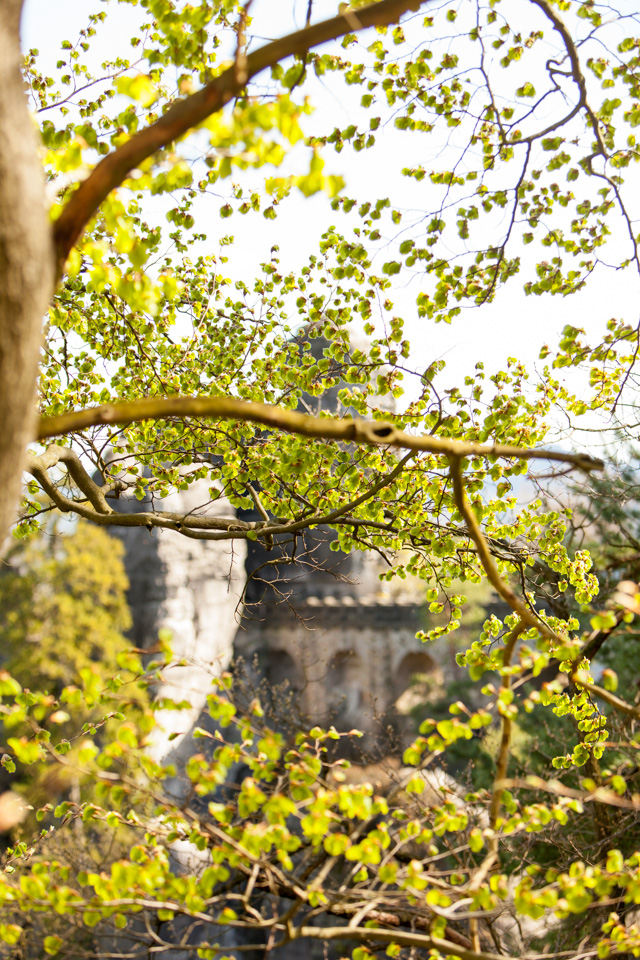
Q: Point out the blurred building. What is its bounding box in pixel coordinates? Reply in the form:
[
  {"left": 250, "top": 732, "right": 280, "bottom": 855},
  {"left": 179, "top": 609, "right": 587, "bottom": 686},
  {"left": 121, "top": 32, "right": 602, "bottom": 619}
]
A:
[{"left": 112, "top": 331, "right": 450, "bottom": 759}]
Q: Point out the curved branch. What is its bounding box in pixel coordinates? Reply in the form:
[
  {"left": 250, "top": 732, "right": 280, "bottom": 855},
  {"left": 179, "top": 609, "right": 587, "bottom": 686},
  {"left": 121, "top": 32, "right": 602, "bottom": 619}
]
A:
[
  {"left": 572, "top": 671, "right": 640, "bottom": 721},
  {"left": 448, "top": 455, "right": 565, "bottom": 643},
  {"left": 489, "top": 621, "right": 526, "bottom": 830},
  {"left": 291, "top": 924, "right": 509, "bottom": 960},
  {"left": 26, "top": 442, "right": 412, "bottom": 543},
  {"left": 28, "top": 444, "right": 115, "bottom": 515},
  {"left": 37, "top": 395, "right": 604, "bottom": 473},
  {"left": 467, "top": 619, "right": 523, "bottom": 951},
  {"left": 528, "top": 0, "right": 607, "bottom": 157},
  {"left": 52, "top": 0, "right": 427, "bottom": 273}
]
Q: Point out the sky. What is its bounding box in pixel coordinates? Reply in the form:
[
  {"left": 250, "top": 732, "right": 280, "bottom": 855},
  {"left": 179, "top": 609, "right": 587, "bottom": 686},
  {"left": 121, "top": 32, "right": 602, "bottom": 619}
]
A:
[{"left": 20, "top": 0, "right": 640, "bottom": 451}]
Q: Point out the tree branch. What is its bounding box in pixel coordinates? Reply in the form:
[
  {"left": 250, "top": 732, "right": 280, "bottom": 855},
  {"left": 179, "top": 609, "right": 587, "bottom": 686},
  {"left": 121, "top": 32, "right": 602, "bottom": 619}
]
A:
[
  {"left": 52, "top": 0, "right": 426, "bottom": 274},
  {"left": 291, "top": 923, "right": 510, "bottom": 960},
  {"left": 26, "top": 442, "right": 411, "bottom": 542},
  {"left": 448, "top": 455, "right": 566, "bottom": 643},
  {"left": 528, "top": 0, "right": 607, "bottom": 158},
  {"left": 251, "top": 875, "right": 473, "bottom": 950},
  {"left": 489, "top": 620, "right": 525, "bottom": 831},
  {"left": 27, "top": 446, "right": 264, "bottom": 535},
  {"left": 37, "top": 395, "right": 604, "bottom": 473},
  {"left": 467, "top": 617, "right": 522, "bottom": 952},
  {"left": 28, "top": 444, "right": 116, "bottom": 515},
  {"left": 572, "top": 671, "right": 640, "bottom": 721}
]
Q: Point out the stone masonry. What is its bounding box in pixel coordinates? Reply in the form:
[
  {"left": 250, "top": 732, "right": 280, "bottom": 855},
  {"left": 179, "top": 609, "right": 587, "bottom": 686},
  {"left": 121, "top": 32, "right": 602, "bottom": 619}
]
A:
[{"left": 114, "top": 481, "right": 453, "bottom": 766}]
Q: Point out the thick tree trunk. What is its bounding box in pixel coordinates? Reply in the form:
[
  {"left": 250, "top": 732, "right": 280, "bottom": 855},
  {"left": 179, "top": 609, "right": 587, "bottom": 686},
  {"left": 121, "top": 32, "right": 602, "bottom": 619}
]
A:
[{"left": 0, "top": 0, "right": 54, "bottom": 551}]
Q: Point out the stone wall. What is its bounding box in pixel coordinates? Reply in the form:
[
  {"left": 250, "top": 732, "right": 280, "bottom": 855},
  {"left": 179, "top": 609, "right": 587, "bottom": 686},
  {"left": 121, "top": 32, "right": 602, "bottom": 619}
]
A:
[
  {"left": 111, "top": 480, "right": 246, "bottom": 777},
  {"left": 113, "top": 474, "right": 516, "bottom": 765},
  {"left": 235, "top": 596, "right": 447, "bottom": 751}
]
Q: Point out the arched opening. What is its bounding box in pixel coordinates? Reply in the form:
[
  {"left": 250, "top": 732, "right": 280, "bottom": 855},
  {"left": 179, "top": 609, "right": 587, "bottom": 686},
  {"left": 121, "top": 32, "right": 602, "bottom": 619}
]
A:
[
  {"left": 394, "top": 651, "right": 442, "bottom": 715},
  {"left": 244, "top": 648, "right": 307, "bottom": 733},
  {"left": 257, "top": 648, "right": 304, "bottom": 695}
]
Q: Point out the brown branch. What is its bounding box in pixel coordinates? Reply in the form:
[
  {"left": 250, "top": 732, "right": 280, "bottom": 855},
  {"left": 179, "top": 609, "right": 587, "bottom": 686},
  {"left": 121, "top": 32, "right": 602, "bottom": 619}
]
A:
[
  {"left": 26, "top": 442, "right": 411, "bottom": 542},
  {"left": 28, "top": 444, "right": 116, "bottom": 515},
  {"left": 27, "top": 445, "right": 267, "bottom": 535},
  {"left": 261, "top": 876, "right": 473, "bottom": 950},
  {"left": 37, "top": 395, "right": 604, "bottom": 473},
  {"left": 572, "top": 671, "right": 640, "bottom": 721},
  {"left": 490, "top": 620, "right": 525, "bottom": 831},
  {"left": 52, "top": 0, "right": 426, "bottom": 274},
  {"left": 499, "top": 775, "right": 640, "bottom": 813},
  {"left": 448, "top": 455, "right": 566, "bottom": 643},
  {"left": 466, "top": 616, "right": 520, "bottom": 950},
  {"left": 291, "top": 923, "right": 510, "bottom": 960},
  {"left": 528, "top": 0, "right": 607, "bottom": 158},
  {"left": 468, "top": 620, "right": 526, "bottom": 951},
  {"left": 467, "top": 620, "right": 526, "bottom": 950}
]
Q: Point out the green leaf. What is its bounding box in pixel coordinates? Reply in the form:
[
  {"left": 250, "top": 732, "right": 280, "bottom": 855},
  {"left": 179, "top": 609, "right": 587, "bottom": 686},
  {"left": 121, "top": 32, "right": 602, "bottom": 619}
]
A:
[
  {"left": 44, "top": 937, "right": 63, "bottom": 956},
  {"left": 114, "top": 74, "right": 159, "bottom": 107}
]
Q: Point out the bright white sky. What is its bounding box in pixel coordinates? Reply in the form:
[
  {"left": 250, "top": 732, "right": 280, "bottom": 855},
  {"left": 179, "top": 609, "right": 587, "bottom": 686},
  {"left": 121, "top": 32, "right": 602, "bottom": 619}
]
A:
[{"left": 20, "top": 0, "right": 640, "bottom": 452}]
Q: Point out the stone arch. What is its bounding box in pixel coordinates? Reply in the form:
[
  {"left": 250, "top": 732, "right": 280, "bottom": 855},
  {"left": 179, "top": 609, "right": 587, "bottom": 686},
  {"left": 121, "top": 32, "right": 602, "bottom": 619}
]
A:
[
  {"left": 257, "top": 648, "right": 304, "bottom": 695},
  {"left": 394, "top": 651, "right": 442, "bottom": 715},
  {"left": 247, "top": 648, "right": 307, "bottom": 731}
]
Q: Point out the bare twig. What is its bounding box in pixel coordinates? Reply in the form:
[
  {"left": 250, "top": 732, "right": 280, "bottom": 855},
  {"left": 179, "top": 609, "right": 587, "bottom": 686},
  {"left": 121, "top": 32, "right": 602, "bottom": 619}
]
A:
[{"left": 527, "top": 0, "right": 607, "bottom": 157}]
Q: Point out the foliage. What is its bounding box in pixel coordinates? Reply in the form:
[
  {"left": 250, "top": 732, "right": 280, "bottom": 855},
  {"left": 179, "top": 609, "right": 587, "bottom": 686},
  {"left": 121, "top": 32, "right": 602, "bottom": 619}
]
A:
[
  {"left": 0, "top": 523, "right": 131, "bottom": 693},
  {"left": 2, "top": 646, "right": 640, "bottom": 960},
  {"left": 27, "top": 0, "right": 622, "bottom": 636},
  {"left": 4, "top": 0, "right": 640, "bottom": 958},
  {"left": 0, "top": 523, "right": 146, "bottom": 821}
]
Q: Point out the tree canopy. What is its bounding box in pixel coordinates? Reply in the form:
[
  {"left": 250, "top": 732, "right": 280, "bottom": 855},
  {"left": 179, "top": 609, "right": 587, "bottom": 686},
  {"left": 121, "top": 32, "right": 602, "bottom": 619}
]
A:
[{"left": 3, "top": 0, "right": 640, "bottom": 957}]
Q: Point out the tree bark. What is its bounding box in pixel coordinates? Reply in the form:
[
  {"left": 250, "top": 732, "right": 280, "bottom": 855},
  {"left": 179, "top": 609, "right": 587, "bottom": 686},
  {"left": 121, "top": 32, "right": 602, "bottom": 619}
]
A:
[{"left": 0, "top": 0, "right": 54, "bottom": 551}]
